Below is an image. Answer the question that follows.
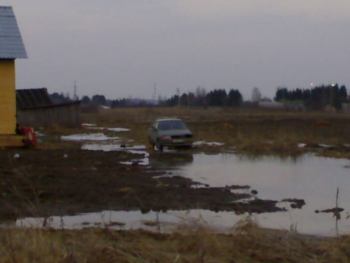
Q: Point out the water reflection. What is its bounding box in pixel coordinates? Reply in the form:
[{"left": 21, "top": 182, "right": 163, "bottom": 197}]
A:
[
  {"left": 150, "top": 151, "right": 194, "bottom": 169},
  {"left": 235, "top": 153, "right": 303, "bottom": 163},
  {"left": 14, "top": 152, "right": 350, "bottom": 236},
  {"left": 158, "top": 152, "right": 350, "bottom": 235},
  {"left": 15, "top": 207, "right": 350, "bottom": 236}
]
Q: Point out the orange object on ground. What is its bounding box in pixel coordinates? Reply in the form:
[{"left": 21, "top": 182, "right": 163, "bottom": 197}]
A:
[{"left": 21, "top": 127, "right": 37, "bottom": 146}]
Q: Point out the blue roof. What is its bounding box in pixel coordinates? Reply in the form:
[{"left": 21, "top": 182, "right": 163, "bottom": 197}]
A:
[{"left": 0, "top": 6, "right": 27, "bottom": 59}]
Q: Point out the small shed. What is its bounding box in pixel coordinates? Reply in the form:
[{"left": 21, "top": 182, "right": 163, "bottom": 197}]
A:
[
  {"left": 16, "top": 88, "right": 81, "bottom": 127},
  {"left": 0, "top": 6, "right": 27, "bottom": 135}
]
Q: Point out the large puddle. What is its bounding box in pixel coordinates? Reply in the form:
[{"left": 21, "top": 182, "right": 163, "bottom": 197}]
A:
[
  {"left": 16, "top": 152, "right": 350, "bottom": 236},
  {"left": 171, "top": 153, "right": 350, "bottom": 236}
]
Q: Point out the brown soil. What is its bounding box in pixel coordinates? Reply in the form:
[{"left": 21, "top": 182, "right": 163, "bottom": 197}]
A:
[{"left": 0, "top": 149, "right": 285, "bottom": 220}]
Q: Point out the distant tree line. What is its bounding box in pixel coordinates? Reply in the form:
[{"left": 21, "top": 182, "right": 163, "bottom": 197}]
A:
[
  {"left": 80, "top": 95, "right": 156, "bottom": 108},
  {"left": 49, "top": 83, "right": 349, "bottom": 110},
  {"left": 74, "top": 88, "right": 243, "bottom": 108},
  {"left": 110, "top": 98, "right": 157, "bottom": 107},
  {"left": 162, "top": 88, "right": 243, "bottom": 107},
  {"left": 49, "top": 93, "right": 112, "bottom": 106},
  {"left": 275, "top": 84, "right": 348, "bottom": 110},
  {"left": 50, "top": 92, "right": 72, "bottom": 104},
  {"left": 81, "top": 95, "right": 107, "bottom": 106}
]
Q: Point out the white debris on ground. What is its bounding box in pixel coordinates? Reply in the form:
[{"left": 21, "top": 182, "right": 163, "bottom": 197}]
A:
[
  {"left": 298, "top": 143, "right": 344, "bottom": 149},
  {"left": 318, "top": 144, "right": 334, "bottom": 148},
  {"left": 232, "top": 197, "right": 255, "bottom": 204},
  {"left": 81, "top": 143, "right": 149, "bottom": 166},
  {"left": 81, "top": 144, "right": 146, "bottom": 151},
  {"left": 100, "top": 105, "right": 111, "bottom": 109},
  {"left": 84, "top": 126, "right": 130, "bottom": 132},
  {"left": 193, "top": 141, "right": 225, "bottom": 147},
  {"left": 190, "top": 184, "right": 209, "bottom": 189},
  {"left": 35, "top": 131, "right": 45, "bottom": 137},
  {"left": 120, "top": 150, "right": 150, "bottom": 166},
  {"left": 107, "top": 128, "right": 130, "bottom": 132},
  {"left": 276, "top": 201, "right": 292, "bottom": 210},
  {"left": 61, "top": 133, "right": 118, "bottom": 142},
  {"left": 81, "top": 123, "right": 97, "bottom": 127}
]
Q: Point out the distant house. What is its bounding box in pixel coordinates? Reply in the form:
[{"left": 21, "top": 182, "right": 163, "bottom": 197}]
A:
[
  {"left": 16, "top": 88, "right": 80, "bottom": 127},
  {"left": 258, "top": 100, "right": 284, "bottom": 110}
]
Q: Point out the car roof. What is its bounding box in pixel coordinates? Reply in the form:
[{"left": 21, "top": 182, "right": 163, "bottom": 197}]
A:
[{"left": 155, "top": 118, "right": 183, "bottom": 122}]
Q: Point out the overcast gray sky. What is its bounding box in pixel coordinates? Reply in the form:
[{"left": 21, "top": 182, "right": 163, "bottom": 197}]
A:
[{"left": 2, "top": 0, "right": 350, "bottom": 99}]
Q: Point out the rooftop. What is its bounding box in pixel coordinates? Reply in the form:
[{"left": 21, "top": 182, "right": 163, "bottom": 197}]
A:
[
  {"left": 16, "top": 88, "right": 81, "bottom": 110},
  {"left": 16, "top": 88, "right": 52, "bottom": 110},
  {"left": 0, "top": 6, "right": 27, "bottom": 59}
]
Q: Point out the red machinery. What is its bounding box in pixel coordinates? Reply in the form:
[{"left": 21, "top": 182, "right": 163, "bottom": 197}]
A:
[{"left": 18, "top": 127, "right": 37, "bottom": 147}]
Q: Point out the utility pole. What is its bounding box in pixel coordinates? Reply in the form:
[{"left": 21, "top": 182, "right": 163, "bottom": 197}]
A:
[
  {"left": 73, "top": 80, "right": 78, "bottom": 101},
  {"left": 152, "top": 82, "right": 157, "bottom": 102},
  {"left": 176, "top": 88, "right": 181, "bottom": 106}
]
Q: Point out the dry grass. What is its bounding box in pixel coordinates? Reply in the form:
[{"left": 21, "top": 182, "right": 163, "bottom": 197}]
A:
[
  {"left": 1, "top": 221, "right": 350, "bottom": 263},
  {"left": 80, "top": 107, "right": 350, "bottom": 157}
]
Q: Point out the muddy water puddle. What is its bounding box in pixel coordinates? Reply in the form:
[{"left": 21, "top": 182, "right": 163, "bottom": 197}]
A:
[
  {"left": 166, "top": 153, "right": 350, "bottom": 236},
  {"left": 16, "top": 152, "right": 350, "bottom": 236}
]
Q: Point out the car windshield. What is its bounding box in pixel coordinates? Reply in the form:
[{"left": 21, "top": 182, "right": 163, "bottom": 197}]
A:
[{"left": 157, "top": 120, "right": 186, "bottom": 130}]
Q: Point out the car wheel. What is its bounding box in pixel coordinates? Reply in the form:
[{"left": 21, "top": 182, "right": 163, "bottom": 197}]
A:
[{"left": 156, "top": 141, "right": 163, "bottom": 152}]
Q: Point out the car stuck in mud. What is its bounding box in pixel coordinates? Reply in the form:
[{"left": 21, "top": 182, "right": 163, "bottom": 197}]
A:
[{"left": 148, "top": 118, "right": 193, "bottom": 151}]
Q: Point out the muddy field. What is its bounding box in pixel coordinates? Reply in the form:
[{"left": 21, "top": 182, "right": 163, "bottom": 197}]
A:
[
  {"left": 1, "top": 108, "right": 349, "bottom": 231},
  {"left": 80, "top": 107, "right": 350, "bottom": 157},
  {"left": 0, "top": 148, "right": 289, "bottom": 221},
  {"left": 1, "top": 107, "right": 350, "bottom": 263}
]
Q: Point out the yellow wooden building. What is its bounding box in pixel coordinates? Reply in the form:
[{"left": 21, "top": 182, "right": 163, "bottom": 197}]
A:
[{"left": 0, "top": 6, "right": 27, "bottom": 142}]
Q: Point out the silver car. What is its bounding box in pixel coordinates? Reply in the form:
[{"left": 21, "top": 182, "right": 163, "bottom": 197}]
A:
[{"left": 148, "top": 118, "right": 193, "bottom": 151}]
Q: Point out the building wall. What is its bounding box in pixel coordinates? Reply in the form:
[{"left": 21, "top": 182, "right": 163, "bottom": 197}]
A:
[
  {"left": 17, "top": 104, "right": 80, "bottom": 128},
  {"left": 0, "top": 60, "right": 16, "bottom": 134}
]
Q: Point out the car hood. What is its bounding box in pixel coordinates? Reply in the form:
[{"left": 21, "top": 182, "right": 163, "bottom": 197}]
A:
[{"left": 158, "top": 129, "right": 192, "bottom": 136}]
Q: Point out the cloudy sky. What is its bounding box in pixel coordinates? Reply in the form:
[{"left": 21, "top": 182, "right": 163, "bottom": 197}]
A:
[{"left": 2, "top": 0, "right": 350, "bottom": 99}]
